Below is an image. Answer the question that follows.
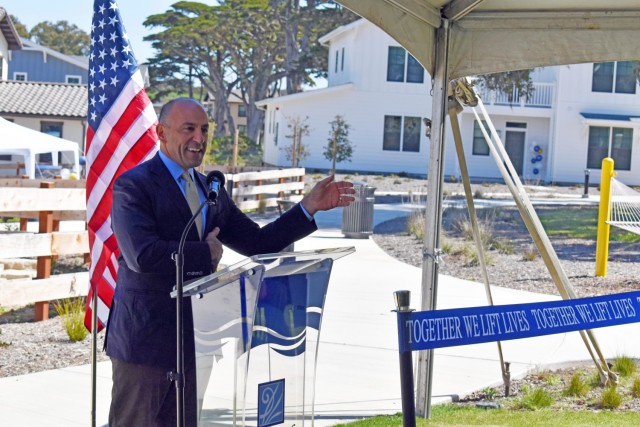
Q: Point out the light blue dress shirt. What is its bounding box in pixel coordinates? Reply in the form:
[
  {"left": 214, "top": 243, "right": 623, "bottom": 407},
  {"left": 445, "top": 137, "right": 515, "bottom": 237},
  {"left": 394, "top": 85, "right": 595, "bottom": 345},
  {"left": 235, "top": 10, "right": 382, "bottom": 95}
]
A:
[{"left": 158, "top": 150, "right": 207, "bottom": 233}]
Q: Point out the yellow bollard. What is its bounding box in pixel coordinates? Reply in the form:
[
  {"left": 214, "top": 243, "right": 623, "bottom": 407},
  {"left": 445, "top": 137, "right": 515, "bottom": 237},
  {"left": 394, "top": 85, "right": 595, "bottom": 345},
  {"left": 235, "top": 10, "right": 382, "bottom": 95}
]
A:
[{"left": 595, "top": 158, "right": 614, "bottom": 276}]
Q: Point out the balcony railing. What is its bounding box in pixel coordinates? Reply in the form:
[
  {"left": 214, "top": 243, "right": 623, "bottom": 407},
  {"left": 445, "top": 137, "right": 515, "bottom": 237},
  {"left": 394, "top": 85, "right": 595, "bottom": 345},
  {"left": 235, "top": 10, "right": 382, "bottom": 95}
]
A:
[{"left": 477, "top": 82, "right": 555, "bottom": 108}]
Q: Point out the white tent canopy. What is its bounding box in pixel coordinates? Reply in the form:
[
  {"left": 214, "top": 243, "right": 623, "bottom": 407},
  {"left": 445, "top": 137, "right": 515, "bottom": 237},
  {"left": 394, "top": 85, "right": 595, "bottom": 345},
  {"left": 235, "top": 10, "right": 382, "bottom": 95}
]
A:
[
  {"left": 0, "top": 116, "right": 80, "bottom": 179},
  {"left": 338, "top": 1, "right": 640, "bottom": 79}
]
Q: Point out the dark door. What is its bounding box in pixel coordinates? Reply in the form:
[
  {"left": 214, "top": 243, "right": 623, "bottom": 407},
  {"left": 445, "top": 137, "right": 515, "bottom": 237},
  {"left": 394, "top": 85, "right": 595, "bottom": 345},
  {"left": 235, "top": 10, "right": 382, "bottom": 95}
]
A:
[{"left": 505, "top": 131, "right": 525, "bottom": 176}]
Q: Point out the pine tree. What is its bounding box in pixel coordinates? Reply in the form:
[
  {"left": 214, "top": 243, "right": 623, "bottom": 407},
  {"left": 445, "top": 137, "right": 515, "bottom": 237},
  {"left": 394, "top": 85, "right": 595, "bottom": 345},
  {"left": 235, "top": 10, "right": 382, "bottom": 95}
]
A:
[{"left": 323, "top": 115, "right": 353, "bottom": 175}]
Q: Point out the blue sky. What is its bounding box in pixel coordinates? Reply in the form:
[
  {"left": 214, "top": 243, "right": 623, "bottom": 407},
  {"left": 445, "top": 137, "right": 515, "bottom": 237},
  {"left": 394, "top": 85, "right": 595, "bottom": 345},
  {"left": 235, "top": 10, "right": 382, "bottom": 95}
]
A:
[{"left": 2, "top": 0, "right": 216, "bottom": 63}]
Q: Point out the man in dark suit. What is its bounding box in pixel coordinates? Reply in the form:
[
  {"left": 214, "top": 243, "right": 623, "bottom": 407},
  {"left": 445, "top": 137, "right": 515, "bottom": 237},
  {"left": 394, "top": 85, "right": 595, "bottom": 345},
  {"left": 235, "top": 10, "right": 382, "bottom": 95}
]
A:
[{"left": 106, "top": 98, "right": 355, "bottom": 426}]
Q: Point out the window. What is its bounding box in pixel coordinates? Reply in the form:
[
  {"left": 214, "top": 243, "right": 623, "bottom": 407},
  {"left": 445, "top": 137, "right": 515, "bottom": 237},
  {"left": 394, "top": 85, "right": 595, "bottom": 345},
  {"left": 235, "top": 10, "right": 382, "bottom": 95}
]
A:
[
  {"left": 66, "top": 75, "right": 82, "bottom": 84},
  {"left": 39, "top": 122, "right": 64, "bottom": 164},
  {"left": 386, "top": 47, "right": 405, "bottom": 82},
  {"left": 406, "top": 55, "right": 424, "bottom": 83},
  {"left": 615, "top": 61, "right": 636, "bottom": 94},
  {"left": 387, "top": 46, "right": 424, "bottom": 83},
  {"left": 41, "top": 121, "right": 63, "bottom": 138},
  {"left": 506, "top": 122, "right": 527, "bottom": 129},
  {"left": 383, "top": 115, "right": 422, "bottom": 152},
  {"left": 335, "top": 50, "right": 339, "bottom": 74},
  {"left": 341, "top": 47, "right": 345, "bottom": 72},
  {"left": 586, "top": 126, "right": 633, "bottom": 171},
  {"left": 592, "top": 61, "right": 637, "bottom": 94},
  {"left": 274, "top": 122, "right": 279, "bottom": 146},
  {"left": 402, "top": 117, "right": 421, "bottom": 152},
  {"left": 13, "top": 72, "right": 27, "bottom": 81},
  {"left": 383, "top": 116, "right": 401, "bottom": 150},
  {"left": 238, "top": 104, "right": 247, "bottom": 118},
  {"left": 472, "top": 120, "right": 490, "bottom": 155},
  {"left": 237, "top": 125, "right": 246, "bottom": 134}
]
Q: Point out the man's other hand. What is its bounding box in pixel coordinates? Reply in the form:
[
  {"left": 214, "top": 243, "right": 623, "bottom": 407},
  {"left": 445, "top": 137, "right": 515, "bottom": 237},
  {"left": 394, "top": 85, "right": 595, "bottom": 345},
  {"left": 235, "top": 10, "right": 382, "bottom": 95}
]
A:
[
  {"left": 205, "top": 227, "right": 223, "bottom": 269},
  {"left": 300, "top": 175, "right": 356, "bottom": 216}
]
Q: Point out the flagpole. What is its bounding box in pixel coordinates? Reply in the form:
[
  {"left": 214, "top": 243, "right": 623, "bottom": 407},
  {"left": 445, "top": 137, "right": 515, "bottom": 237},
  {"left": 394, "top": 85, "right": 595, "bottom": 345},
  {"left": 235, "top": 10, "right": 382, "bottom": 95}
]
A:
[{"left": 91, "top": 287, "right": 98, "bottom": 427}]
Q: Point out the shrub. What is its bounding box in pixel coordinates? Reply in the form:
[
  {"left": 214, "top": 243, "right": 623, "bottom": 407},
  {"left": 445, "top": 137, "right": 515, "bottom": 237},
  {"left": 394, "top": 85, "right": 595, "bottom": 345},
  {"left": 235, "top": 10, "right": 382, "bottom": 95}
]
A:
[
  {"left": 440, "top": 237, "right": 455, "bottom": 255},
  {"left": 600, "top": 386, "right": 623, "bottom": 409},
  {"left": 454, "top": 216, "right": 494, "bottom": 248},
  {"left": 407, "top": 210, "right": 425, "bottom": 241},
  {"left": 492, "top": 239, "right": 514, "bottom": 255},
  {"left": 612, "top": 356, "right": 636, "bottom": 378},
  {"left": 515, "top": 386, "right": 554, "bottom": 410},
  {"left": 521, "top": 248, "right": 538, "bottom": 261},
  {"left": 541, "top": 372, "right": 561, "bottom": 386},
  {"left": 54, "top": 297, "right": 88, "bottom": 342},
  {"left": 460, "top": 244, "right": 494, "bottom": 267},
  {"left": 632, "top": 378, "right": 640, "bottom": 398},
  {"left": 564, "top": 372, "right": 590, "bottom": 397},
  {"left": 482, "top": 387, "right": 498, "bottom": 400},
  {"left": 587, "top": 370, "right": 602, "bottom": 388}
]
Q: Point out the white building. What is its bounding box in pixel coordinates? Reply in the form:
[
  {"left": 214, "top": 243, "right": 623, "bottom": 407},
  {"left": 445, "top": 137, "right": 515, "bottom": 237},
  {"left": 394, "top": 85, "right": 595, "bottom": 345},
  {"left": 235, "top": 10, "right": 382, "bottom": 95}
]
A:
[{"left": 258, "top": 19, "right": 640, "bottom": 185}]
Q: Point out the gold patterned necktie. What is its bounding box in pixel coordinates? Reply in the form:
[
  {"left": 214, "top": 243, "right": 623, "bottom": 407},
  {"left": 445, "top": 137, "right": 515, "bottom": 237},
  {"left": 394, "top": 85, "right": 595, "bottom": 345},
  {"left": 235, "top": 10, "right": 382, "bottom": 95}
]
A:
[{"left": 182, "top": 170, "right": 203, "bottom": 238}]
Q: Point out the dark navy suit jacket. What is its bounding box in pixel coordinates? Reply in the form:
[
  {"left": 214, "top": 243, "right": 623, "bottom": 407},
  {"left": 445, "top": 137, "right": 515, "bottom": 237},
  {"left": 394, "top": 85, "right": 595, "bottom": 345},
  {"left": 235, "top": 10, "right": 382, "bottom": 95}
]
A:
[{"left": 106, "top": 154, "right": 317, "bottom": 370}]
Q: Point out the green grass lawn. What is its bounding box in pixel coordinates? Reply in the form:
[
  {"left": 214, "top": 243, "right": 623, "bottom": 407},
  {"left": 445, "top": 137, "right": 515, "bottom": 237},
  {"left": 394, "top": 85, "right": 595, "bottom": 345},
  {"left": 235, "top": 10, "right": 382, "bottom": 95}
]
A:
[
  {"left": 536, "top": 206, "right": 640, "bottom": 243},
  {"left": 336, "top": 407, "right": 640, "bottom": 427}
]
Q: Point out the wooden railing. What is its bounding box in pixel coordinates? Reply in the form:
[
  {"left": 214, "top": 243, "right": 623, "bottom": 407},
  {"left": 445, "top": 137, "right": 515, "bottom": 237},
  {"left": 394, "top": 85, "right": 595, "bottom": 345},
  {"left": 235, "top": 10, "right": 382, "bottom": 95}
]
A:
[
  {"left": 224, "top": 168, "right": 305, "bottom": 211},
  {"left": 0, "top": 167, "right": 306, "bottom": 317},
  {"left": 0, "top": 179, "right": 88, "bottom": 319}
]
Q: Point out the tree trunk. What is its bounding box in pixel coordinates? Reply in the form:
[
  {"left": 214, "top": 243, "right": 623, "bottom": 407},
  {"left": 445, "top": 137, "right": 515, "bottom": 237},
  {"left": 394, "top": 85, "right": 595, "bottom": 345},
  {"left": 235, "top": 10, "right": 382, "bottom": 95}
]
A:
[
  {"left": 331, "top": 137, "right": 337, "bottom": 175},
  {"left": 292, "top": 126, "right": 298, "bottom": 167}
]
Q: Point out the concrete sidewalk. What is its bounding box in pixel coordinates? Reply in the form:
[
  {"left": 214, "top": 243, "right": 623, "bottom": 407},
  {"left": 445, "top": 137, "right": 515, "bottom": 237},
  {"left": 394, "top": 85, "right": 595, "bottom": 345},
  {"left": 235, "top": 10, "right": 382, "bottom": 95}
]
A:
[{"left": 1, "top": 200, "right": 636, "bottom": 427}]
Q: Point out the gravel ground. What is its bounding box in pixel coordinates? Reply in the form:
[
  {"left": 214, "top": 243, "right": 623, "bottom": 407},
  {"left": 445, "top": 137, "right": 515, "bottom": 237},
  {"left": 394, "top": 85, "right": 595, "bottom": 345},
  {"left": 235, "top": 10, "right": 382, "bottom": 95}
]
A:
[
  {"left": 372, "top": 206, "right": 640, "bottom": 299},
  {"left": 1, "top": 174, "right": 639, "bottom": 412}
]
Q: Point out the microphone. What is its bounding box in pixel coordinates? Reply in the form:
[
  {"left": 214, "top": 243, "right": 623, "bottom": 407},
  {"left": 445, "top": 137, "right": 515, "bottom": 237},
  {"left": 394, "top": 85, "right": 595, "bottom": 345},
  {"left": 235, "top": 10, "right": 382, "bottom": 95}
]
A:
[{"left": 206, "top": 170, "right": 226, "bottom": 202}]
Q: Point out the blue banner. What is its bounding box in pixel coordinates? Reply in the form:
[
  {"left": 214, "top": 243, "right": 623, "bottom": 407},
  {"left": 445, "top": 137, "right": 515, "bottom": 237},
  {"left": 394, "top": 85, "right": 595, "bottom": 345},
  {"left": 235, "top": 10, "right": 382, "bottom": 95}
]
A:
[{"left": 397, "top": 291, "right": 640, "bottom": 352}]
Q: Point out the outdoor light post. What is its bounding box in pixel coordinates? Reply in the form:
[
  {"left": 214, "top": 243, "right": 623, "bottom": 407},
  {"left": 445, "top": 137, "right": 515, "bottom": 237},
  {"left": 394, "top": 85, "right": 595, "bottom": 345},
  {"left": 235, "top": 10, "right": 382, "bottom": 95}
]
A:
[{"left": 583, "top": 169, "right": 590, "bottom": 198}]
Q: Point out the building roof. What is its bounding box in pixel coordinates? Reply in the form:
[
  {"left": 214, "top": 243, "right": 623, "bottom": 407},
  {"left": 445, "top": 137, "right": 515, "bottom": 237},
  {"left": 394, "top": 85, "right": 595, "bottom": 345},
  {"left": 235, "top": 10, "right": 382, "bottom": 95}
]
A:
[
  {"left": 580, "top": 112, "right": 640, "bottom": 122},
  {"left": 318, "top": 19, "right": 365, "bottom": 46},
  {"left": 0, "top": 8, "right": 22, "bottom": 50},
  {"left": 0, "top": 80, "right": 87, "bottom": 118},
  {"left": 18, "top": 38, "right": 88, "bottom": 69}
]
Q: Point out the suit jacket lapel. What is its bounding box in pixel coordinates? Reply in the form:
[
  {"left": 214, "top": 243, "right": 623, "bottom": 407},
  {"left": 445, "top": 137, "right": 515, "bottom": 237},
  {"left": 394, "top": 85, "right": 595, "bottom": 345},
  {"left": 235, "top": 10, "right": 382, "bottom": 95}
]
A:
[{"left": 148, "top": 154, "right": 195, "bottom": 229}]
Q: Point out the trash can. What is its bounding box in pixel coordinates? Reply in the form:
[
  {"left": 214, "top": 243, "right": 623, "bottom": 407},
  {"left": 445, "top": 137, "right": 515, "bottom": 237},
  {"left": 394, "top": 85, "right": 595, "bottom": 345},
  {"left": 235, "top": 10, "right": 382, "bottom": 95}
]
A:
[{"left": 342, "top": 184, "right": 375, "bottom": 238}]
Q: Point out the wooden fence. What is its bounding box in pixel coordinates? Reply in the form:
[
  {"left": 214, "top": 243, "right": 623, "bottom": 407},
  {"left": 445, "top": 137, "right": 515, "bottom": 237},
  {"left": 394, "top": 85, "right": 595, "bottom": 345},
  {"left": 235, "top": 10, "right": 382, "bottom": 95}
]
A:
[{"left": 0, "top": 168, "right": 305, "bottom": 318}]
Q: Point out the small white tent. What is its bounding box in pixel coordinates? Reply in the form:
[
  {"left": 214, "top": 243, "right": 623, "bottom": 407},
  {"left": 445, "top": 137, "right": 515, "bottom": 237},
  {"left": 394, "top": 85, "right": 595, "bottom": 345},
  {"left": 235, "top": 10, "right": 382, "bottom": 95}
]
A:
[{"left": 0, "top": 117, "right": 80, "bottom": 179}]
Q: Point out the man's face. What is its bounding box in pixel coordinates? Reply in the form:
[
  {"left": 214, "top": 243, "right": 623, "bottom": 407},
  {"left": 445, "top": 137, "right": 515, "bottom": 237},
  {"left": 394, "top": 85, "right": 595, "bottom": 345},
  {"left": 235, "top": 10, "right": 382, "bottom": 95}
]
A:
[{"left": 157, "top": 100, "right": 209, "bottom": 170}]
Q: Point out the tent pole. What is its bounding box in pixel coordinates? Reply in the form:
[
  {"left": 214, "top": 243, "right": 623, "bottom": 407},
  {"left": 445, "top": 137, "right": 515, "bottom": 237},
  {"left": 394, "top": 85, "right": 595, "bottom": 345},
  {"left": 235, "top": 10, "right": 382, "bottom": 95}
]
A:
[{"left": 416, "top": 18, "right": 450, "bottom": 419}]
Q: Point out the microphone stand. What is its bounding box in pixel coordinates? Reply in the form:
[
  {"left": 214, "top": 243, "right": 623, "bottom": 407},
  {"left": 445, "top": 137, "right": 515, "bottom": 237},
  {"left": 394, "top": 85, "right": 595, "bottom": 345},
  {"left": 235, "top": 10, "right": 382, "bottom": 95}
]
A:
[{"left": 171, "top": 198, "right": 215, "bottom": 427}]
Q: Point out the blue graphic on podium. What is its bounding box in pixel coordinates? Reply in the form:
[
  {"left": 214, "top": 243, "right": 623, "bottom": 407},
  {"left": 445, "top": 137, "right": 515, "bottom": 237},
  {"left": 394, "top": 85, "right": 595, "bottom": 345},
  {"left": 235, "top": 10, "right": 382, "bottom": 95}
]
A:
[{"left": 258, "top": 379, "right": 285, "bottom": 427}]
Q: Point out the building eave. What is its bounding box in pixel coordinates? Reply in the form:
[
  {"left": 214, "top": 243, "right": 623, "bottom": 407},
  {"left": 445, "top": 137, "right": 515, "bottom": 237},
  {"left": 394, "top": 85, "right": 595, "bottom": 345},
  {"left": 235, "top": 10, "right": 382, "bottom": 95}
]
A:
[
  {"left": 0, "top": 8, "right": 23, "bottom": 50},
  {"left": 256, "top": 83, "right": 355, "bottom": 108}
]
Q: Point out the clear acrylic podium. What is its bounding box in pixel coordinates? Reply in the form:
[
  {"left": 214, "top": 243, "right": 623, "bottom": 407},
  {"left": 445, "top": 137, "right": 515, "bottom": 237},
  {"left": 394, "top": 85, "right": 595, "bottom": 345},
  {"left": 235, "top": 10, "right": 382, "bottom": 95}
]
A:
[{"left": 174, "top": 247, "right": 355, "bottom": 427}]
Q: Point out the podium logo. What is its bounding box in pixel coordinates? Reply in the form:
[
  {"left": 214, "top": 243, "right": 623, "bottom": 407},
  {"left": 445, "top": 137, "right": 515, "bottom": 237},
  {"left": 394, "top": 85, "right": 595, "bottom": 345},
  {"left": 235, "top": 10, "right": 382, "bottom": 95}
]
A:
[
  {"left": 250, "top": 275, "right": 326, "bottom": 356},
  {"left": 258, "top": 379, "right": 285, "bottom": 427}
]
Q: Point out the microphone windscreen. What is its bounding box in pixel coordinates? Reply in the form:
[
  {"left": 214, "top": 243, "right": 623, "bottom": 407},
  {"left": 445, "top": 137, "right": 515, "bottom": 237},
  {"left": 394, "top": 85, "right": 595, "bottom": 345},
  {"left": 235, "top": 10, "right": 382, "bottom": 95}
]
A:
[{"left": 206, "top": 170, "right": 226, "bottom": 187}]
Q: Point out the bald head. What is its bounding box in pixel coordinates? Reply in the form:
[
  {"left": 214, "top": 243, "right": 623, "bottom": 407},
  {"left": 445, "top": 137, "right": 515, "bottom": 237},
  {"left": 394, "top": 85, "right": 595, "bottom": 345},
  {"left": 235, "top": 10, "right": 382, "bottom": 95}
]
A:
[{"left": 158, "top": 98, "right": 206, "bottom": 125}]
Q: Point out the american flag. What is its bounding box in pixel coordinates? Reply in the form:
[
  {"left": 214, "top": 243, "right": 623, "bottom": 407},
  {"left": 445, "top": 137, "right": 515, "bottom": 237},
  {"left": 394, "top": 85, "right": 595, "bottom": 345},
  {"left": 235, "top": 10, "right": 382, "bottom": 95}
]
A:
[{"left": 85, "top": 0, "right": 159, "bottom": 331}]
